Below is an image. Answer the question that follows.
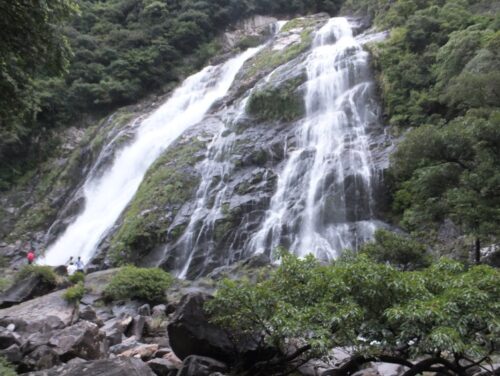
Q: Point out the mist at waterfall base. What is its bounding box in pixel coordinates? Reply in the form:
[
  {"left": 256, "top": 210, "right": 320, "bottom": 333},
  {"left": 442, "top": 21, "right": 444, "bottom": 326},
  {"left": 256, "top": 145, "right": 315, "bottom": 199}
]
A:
[
  {"left": 250, "top": 18, "right": 387, "bottom": 261},
  {"left": 41, "top": 46, "right": 261, "bottom": 266}
]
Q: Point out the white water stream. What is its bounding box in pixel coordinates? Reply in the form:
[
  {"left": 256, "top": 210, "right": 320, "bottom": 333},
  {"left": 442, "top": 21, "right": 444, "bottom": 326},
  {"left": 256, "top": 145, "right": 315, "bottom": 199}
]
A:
[
  {"left": 42, "top": 47, "right": 261, "bottom": 265},
  {"left": 250, "top": 17, "right": 382, "bottom": 260}
]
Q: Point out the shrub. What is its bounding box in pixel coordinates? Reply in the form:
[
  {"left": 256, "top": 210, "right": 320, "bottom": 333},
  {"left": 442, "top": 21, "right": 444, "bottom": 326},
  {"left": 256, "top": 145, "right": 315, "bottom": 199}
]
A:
[
  {"left": 63, "top": 282, "right": 85, "bottom": 304},
  {"left": 359, "top": 229, "right": 431, "bottom": 270},
  {"left": 68, "top": 271, "right": 85, "bottom": 285},
  {"left": 0, "top": 278, "right": 10, "bottom": 292},
  {"left": 0, "top": 356, "right": 17, "bottom": 376},
  {"left": 103, "top": 266, "right": 173, "bottom": 303},
  {"left": 16, "top": 265, "right": 57, "bottom": 285}
]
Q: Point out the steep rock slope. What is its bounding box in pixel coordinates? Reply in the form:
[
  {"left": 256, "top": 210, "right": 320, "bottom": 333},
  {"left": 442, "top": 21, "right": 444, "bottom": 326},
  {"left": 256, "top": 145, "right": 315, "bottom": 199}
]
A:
[{"left": 1, "top": 15, "right": 392, "bottom": 279}]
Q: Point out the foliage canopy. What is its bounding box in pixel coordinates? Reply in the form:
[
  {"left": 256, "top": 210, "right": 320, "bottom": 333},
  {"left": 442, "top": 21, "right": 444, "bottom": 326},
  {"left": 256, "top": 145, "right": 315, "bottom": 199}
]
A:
[{"left": 207, "top": 252, "right": 500, "bottom": 375}]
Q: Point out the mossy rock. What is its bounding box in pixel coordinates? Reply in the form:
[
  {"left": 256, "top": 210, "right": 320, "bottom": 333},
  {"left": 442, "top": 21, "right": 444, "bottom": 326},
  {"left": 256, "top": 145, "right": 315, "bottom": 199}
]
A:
[
  {"left": 247, "top": 76, "right": 306, "bottom": 122},
  {"left": 241, "top": 15, "right": 327, "bottom": 82},
  {"left": 109, "top": 138, "right": 205, "bottom": 264}
]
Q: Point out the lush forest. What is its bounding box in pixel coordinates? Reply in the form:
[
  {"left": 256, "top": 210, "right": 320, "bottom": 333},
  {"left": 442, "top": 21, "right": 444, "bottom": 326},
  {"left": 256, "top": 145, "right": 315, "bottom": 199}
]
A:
[
  {"left": 0, "top": 0, "right": 342, "bottom": 188},
  {"left": 343, "top": 0, "right": 500, "bottom": 255}
]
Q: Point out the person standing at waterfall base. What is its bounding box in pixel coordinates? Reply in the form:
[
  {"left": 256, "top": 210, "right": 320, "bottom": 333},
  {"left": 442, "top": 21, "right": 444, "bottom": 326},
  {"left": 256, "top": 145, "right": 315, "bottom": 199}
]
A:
[
  {"left": 67, "top": 262, "right": 77, "bottom": 276},
  {"left": 27, "top": 249, "right": 35, "bottom": 265},
  {"left": 76, "top": 256, "right": 84, "bottom": 273}
]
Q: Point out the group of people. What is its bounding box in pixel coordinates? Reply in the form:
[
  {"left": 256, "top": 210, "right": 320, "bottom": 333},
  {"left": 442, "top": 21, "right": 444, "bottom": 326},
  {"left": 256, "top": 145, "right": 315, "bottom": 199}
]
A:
[
  {"left": 24, "top": 242, "right": 85, "bottom": 276},
  {"left": 66, "top": 256, "right": 84, "bottom": 275}
]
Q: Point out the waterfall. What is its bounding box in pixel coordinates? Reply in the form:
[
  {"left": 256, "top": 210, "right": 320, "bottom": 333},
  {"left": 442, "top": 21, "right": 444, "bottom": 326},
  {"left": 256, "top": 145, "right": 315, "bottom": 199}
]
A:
[
  {"left": 250, "top": 17, "right": 384, "bottom": 260},
  {"left": 42, "top": 46, "right": 261, "bottom": 266},
  {"left": 175, "top": 97, "right": 251, "bottom": 279}
]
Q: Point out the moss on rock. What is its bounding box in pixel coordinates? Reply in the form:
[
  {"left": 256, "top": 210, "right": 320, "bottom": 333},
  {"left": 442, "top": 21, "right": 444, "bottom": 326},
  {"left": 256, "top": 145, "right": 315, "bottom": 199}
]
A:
[
  {"left": 108, "top": 139, "right": 205, "bottom": 265},
  {"left": 247, "top": 76, "right": 306, "bottom": 122}
]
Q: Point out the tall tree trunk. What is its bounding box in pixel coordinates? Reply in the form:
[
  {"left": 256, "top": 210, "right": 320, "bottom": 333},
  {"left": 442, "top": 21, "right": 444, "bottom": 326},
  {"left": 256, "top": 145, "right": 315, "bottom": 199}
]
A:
[{"left": 475, "top": 237, "right": 481, "bottom": 264}]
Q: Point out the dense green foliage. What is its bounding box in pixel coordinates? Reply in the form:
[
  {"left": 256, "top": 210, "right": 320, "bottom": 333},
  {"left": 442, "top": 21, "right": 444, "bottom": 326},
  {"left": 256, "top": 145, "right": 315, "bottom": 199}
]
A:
[
  {"left": 360, "top": 229, "right": 431, "bottom": 270},
  {"left": 208, "top": 251, "right": 500, "bottom": 375},
  {"left": 68, "top": 271, "right": 85, "bottom": 285},
  {"left": 247, "top": 77, "right": 306, "bottom": 121},
  {"left": 0, "top": 0, "right": 342, "bottom": 188},
  {"left": 63, "top": 281, "right": 85, "bottom": 303},
  {"left": 103, "top": 266, "right": 173, "bottom": 303},
  {"left": 0, "top": 0, "right": 77, "bottom": 185},
  {"left": 392, "top": 111, "right": 500, "bottom": 244},
  {"left": 0, "top": 356, "right": 17, "bottom": 376},
  {"left": 344, "top": 0, "right": 500, "bottom": 246},
  {"left": 16, "top": 265, "right": 57, "bottom": 286}
]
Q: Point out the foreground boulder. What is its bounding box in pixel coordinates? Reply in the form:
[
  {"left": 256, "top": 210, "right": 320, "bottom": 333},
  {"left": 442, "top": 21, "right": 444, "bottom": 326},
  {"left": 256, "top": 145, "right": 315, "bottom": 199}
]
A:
[
  {"left": 167, "top": 292, "right": 276, "bottom": 366},
  {"left": 0, "top": 274, "right": 56, "bottom": 308},
  {"left": 177, "top": 355, "right": 228, "bottom": 376},
  {"left": 0, "top": 290, "right": 76, "bottom": 329},
  {"left": 167, "top": 293, "right": 234, "bottom": 362},
  {"left": 21, "top": 357, "right": 156, "bottom": 375},
  {"left": 48, "top": 320, "right": 104, "bottom": 361}
]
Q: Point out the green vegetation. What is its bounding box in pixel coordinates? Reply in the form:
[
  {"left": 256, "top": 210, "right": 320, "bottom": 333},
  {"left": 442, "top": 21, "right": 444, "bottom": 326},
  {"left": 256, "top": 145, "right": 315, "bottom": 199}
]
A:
[
  {"left": 16, "top": 265, "right": 57, "bottom": 286},
  {"left": 63, "top": 282, "right": 85, "bottom": 304},
  {"left": 103, "top": 266, "right": 173, "bottom": 303},
  {"left": 68, "top": 271, "right": 85, "bottom": 285},
  {"left": 0, "top": 278, "right": 9, "bottom": 292},
  {"left": 343, "top": 0, "right": 500, "bottom": 252},
  {"left": 0, "top": 0, "right": 77, "bottom": 186},
  {"left": 243, "top": 28, "right": 315, "bottom": 80},
  {"left": 0, "top": 356, "right": 17, "bottom": 376},
  {"left": 208, "top": 251, "right": 500, "bottom": 375},
  {"left": 108, "top": 140, "right": 204, "bottom": 264},
  {"left": 247, "top": 76, "right": 306, "bottom": 121},
  {"left": 360, "top": 229, "right": 431, "bottom": 270}
]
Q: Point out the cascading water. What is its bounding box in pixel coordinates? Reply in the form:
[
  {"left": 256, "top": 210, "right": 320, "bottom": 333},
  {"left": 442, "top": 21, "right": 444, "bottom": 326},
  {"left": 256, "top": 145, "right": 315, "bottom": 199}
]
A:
[
  {"left": 175, "top": 97, "right": 251, "bottom": 279},
  {"left": 250, "top": 17, "right": 386, "bottom": 260},
  {"left": 42, "top": 46, "right": 261, "bottom": 265}
]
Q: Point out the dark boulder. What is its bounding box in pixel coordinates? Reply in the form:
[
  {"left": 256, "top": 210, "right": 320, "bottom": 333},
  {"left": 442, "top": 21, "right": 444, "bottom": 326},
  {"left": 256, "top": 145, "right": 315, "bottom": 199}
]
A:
[
  {"left": 20, "top": 357, "right": 156, "bottom": 375},
  {"left": 0, "top": 343, "right": 23, "bottom": 363},
  {"left": 147, "top": 358, "right": 174, "bottom": 376},
  {"left": 138, "top": 304, "right": 151, "bottom": 316},
  {"left": 101, "top": 314, "right": 137, "bottom": 348},
  {"left": 48, "top": 320, "right": 104, "bottom": 361},
  {"left": 167, "top": 293, "right": 234, "bottom": 362},
  {"left": 126, "top": 315, "right": 146, "bottom": 340},
  {"left": 167, "top": 292, "right": 277, "bottom": 366},
  {"left": 177, "top": 355, "right": 228, "bottom": 376},
  {"left": 0, "top": 274, "right": 56, "bottom": 308},
  {"left": 0, "top": 327, "right": 21, "bottom": 349},
  {"left": 79, "top": 305, "right": 103, "bottom": 326},
  {"left": 21, "top": 345, "right": 60, "bottom": 372}
]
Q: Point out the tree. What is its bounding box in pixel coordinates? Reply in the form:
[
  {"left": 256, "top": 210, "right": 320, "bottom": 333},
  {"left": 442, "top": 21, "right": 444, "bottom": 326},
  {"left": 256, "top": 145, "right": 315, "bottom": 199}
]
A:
[
  {"left": 392, "top": 111, "right": 500, "bottom": 262},
  {"left": 360, "top": 229, "right": 431, "bottom": 270},
  {"left": 207, "top": 252, "right": 500, "bottom": 376},
  {"left": 0, "top": 0, "right": 78, "bottom": 157}
]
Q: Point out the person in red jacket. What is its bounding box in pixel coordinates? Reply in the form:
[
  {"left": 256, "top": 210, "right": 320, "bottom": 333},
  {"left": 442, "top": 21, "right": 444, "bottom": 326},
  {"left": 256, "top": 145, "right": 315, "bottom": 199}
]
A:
[{"left": 27, "top": 249, "right": 35, "bottom": 264}]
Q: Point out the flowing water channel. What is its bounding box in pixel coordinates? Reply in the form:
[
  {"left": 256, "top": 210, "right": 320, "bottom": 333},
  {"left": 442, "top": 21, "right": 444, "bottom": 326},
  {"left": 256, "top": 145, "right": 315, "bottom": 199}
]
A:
[
  {"left": 43, "top": 47, "right": 262, "bottom": 265},
  {"left": 250, "top": 17, "right": 385, "bottom": 260}
]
